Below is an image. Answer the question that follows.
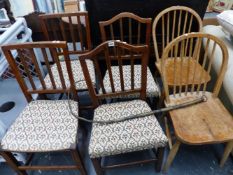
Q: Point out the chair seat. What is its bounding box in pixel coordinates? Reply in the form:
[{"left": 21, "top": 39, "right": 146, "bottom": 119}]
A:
[
  {"left": 156, "top": 58, "right": 211, "bottom": 85},
  {"left": 44, "top": 59, "right": 96, "bottom": 90},
  {"left": 102, "top": 65, "right": 160, "bottom": 98},
  {"left": 89, "top": 100, "right": 167, "bottom": 158},
  {"left": 1, "top": 100, "right": 79, "bottom": 152},
  {"left": 166, "top": 92, "right": 233, "bottom": 144}
]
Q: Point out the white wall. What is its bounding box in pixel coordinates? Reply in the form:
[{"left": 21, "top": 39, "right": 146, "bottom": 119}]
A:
[{"left": 9, "top": 0, "right": 34, "bottom": 17}]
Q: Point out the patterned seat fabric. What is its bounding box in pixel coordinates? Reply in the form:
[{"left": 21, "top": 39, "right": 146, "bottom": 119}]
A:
[
  {"left": 1, "top": 100, "right": 79, "bottom": 152},
  {"left": 102, "top": 65, "right": 160, "bottom": 98},
  {"left": 44, "top": 59, "right": 96, "bottom": 90},
  {"left": 89, "top": 100, "right": 167, "bottom": 158}
]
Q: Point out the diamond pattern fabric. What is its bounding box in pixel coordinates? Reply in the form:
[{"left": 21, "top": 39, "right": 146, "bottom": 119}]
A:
[
  {"left": 44, "top": 59, "right": 96, "bottom": 90},
  {"left": 102, "top": 65, "right": 160, "bottom": 98},
  {"left": 89, "top": 100, "right": 167, "bottom": 158},
  {"left": 1, "top": 100, "right": 79, "bottom": 152}
]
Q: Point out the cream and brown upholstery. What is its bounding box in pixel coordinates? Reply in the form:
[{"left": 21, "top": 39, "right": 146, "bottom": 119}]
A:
[
  {"left": 44, "top": 59, "right": 95, "bottom": 90},
  {"left": 1, "top": 42, "right": 86, "bottom": 175},
  {"left": 1, "top": 100, "right": 78, "bottom": 152},
  {"left": 79, "top": 40, "right": 167, "bottom": 174},
  {"left": 99, "top": 12, "right": 160, "bottom": 98},
  {"left": 89, "top": 100, "right": 167, "bottom": 158}
]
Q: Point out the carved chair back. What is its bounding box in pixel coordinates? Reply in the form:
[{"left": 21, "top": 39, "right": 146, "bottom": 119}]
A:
[{"left": 79, "top": 40, "right": 149, "bottom": 108}]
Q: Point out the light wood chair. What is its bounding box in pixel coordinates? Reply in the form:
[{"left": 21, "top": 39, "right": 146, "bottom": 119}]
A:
[
  {"left": 99, "top": 12, "right": 160, "bottom": 99},
  {"left": 79, "top": 40, "right": 168, "bottom": 174},
  {"left": 39, "top": 12, "right": 96, "bottom": 98},
  {"left": 152, "top": 6, "right": 203, "bottom": 76},
  {"left": 160, "top": 32, "right": 233, "bottom": 172},
  {"left": 1, "top": 42, "right": 86, "bottom": 175}
]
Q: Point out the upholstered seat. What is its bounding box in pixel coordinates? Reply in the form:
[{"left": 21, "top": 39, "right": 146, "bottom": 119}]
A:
[
  {"left": 44, "top": 60, "right": 96, "bottom": 90},
  {"left": 102, "top": 65, "right": 160, "bottom": 98},
  {"left": 1, "top": 100, "right": 79, "bottom": 152},
  {"left": 89, "top": 100, "right": 167, "bottom": 158}
]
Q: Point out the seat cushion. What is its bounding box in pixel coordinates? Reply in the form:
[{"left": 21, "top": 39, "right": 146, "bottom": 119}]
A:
[
  {"left": 44, "top": 59, "right": 95, "bottom": 90},
  {"left": 102, "top": 65, "right": 160, "bottom": 98},
  {"left": 1, "top": 100, "right": 79, "bottom": 152},
  {"left": 89, "top": 100, "right": 167, "bottom": 158}
]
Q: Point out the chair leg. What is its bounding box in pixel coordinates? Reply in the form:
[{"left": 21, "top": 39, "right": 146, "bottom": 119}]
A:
[
  {"left": 220, "top": 141, "right": 233, "bottom": 167},
  {"left": 70, "top": 149, "right": 87, "bottom": 175},
  {"left": 0, "top": 151, "right": 28, "bottom": 175},
  {"left": 156, "top": 147, "right": 165, "bottom": 172},
  {"left": 91, "top": 158, "right": 103, "bottom": 175},
  {"left": 163, "top": 140, "right": 181, "bottom": 172}
]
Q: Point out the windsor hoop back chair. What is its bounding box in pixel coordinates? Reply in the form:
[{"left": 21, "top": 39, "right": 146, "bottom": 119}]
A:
[
  {"left": 152, "top": 6, "right": 203, "bottom": 76},
  {"left": 160, "top": 32, "right": 233, "bottom": 172}
]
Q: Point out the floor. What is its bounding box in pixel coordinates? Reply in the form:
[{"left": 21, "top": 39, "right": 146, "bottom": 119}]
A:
[{"left": 0, "top": 79, "right": 233, "bottom": 175}]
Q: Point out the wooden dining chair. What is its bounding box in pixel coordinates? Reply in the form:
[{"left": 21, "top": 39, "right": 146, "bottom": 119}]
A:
[
  {"left": 152, "top": 6, "right": 203, "bottom": 76},
  {"left": 99, "top": 12, "right": 160, "bottom": 99},
  {"left": 39, "top": 12, "right": 96, "bottom": 94},
  {"left": 159, "top": 32, "right": 233, "bottom": 172},
  {"left": 79, "top": 40, "right": 167, "bottom": 175},
  {"left": 1, "top": 41, "right": 86, "bottom": 175}
]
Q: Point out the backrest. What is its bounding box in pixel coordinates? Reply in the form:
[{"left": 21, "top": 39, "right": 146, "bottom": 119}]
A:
[
  {"left": 79, "top": 40, "right": 149, "bottom": 108},
  {"left": 99, "top": 12, "right": 152, "bottom": 46},
  {"left": 2, "top": 41, "right": 77, "bottom": 103},
  {"left": 39, "top": 12, "right": 92, "bottom": 55},
  {"left": 161, "top": 33, "right": 228, "bottom": 104},
  {"left": 153, "top": 6, "right": 202, "bottom": 61}
]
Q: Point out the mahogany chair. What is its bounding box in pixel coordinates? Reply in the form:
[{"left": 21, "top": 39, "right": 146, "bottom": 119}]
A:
[
  {"left": 99, "top": 12, "right": 160, "bottom": 98},
  {"left": 159, "top": 32, "right": 233, "bottom": 172},
  {"left": 79, "top": 40, "right": 167, "bottom": 174},
  {"left": 152, "top": 6, "right": 203, "bottom": 76},
  {"left": 39, "top": 12, "right": 96, "bottom": 93},
  {"left": 1, "top": 42, "right": 86, "bottom": 175}
]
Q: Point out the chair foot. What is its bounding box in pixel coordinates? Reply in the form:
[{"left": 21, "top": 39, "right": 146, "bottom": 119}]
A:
[
  {"left": 156, "top": 147, "right": 165, "bottom": 172},
  {"left": 71, "top": 149, "right": 87, "bottom": 175},
  {"left": 220, "top": 141, "right": 233, "bottom": 167},
  {"left": 0, "top": 151, "right": 28, "bottom": 175},
  {"left": 163, "top": 140, "right": 181, "bottom": 172},
  {"left": 92, "top": 158, "right": 104, "bottom": 175}
]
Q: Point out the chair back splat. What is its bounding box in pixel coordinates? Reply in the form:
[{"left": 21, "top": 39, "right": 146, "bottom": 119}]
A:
[
  {"left": 161, "top": 32, "right": 228, "bottom": 103},
  {"left": 79, "top": 40, "right": 149, "bottom": 108},
  {"left": 153, "top": 6, "right": 202, "bottom": 62},
  {"left": 99, "top": 12, "right": 152, "bottom": 46},
  {"left": 2, "top": 41, "right": 77, "bottom": 102},
  {"left": 39, "top": 12, "right": 92, "bottom": 55}
]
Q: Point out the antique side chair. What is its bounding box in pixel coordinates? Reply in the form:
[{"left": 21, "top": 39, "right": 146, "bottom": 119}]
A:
[
  {"left": 79, "top": 40, "right": 168, "bottom": 175},
  {"left": 39, "top": 12, "right": 96, "bottom": 97},
  {"left": 0, "top": 42, "right": 86, "bottom": 175},
  {"left": 152, "top": 6, "right": 203, "bottom": 77},
  {"left": 159, "top": 32, "right": 233, "bottom": 172},
  {"left": 99, "top": 12, "right": 161, "bottom": 99}
]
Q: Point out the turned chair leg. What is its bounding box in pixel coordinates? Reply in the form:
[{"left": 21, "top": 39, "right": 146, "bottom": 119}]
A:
[
  {"left": 92, "top": 158, "right": 103, "bottom": 175},
  {"left": 71, "top": 150, "right": 87, "bottom": 175},
  {"left": 0, "top": 151, "right": 28, "bottom": 175},
  {"left": 163, "top": 140, "right": 181, "bottom": 172},
  {"left": 156, "top": 147, "right": 165, "bottom": 172},
  {"left": 220, "top": 141, "right": 233, "bottom": 167}
]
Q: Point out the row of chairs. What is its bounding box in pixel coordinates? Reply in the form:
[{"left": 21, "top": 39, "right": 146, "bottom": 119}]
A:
[{"left": 0, "top": 6, "right": 232, "bottom": 175}]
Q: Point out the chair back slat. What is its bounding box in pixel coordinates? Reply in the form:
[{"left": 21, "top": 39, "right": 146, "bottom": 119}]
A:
[
  {"left": 2, "top": 42, "right": 76, "bottom": 102},
  {"left": 39, "top": 12, "right": 92, "bottom": 55},
  {"left": 161, "top": 33, "right": 228, "bottom": 103},
  {"left": 99, "top": 12, "right": 151, "bottom": 46},
  {"left": 79, "top": 40, "right": 148, "bottom": 108},
  {"left": 17, "top": 50, "right": 37, "bottom": 90},
  {"left": 153, "top": 6, "right": 202, "bottom": 61}
]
